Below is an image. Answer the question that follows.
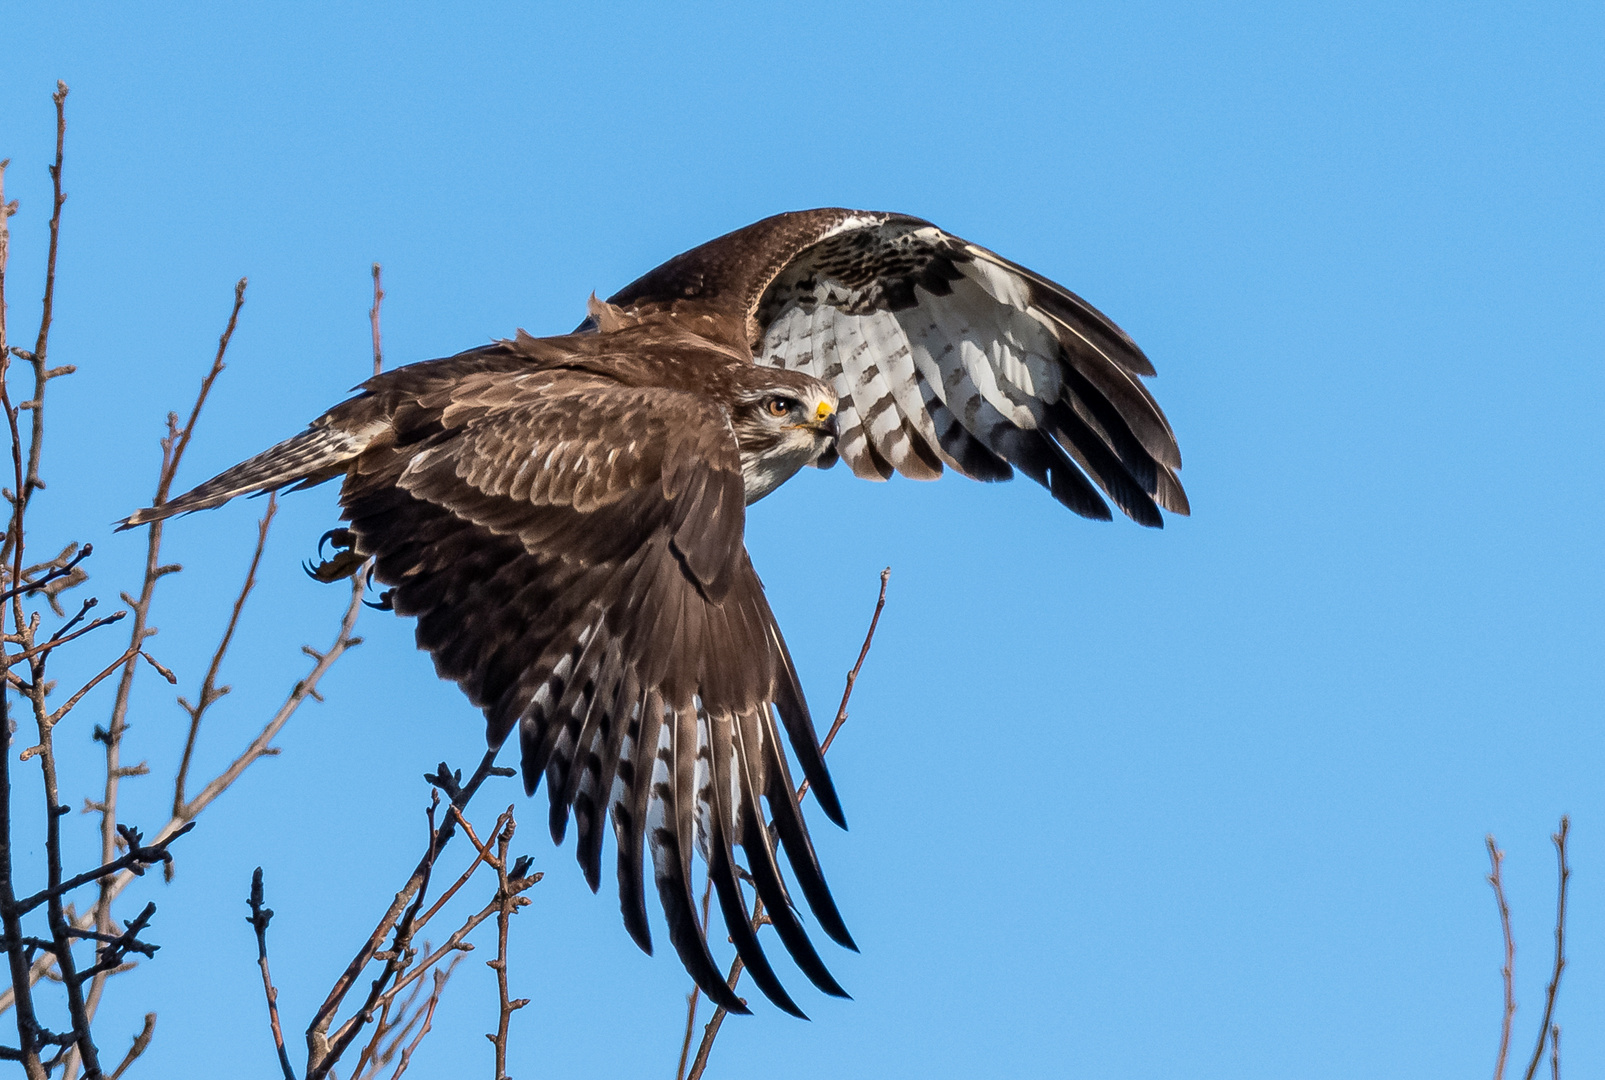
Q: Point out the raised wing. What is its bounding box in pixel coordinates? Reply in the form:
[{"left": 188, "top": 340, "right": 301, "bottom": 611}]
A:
[
  {"left": 339, "top": 359, "right": 853, "bottom": 1017},
  {"left": 607, "top": 210, "right": 1188, "bottom": 526}
]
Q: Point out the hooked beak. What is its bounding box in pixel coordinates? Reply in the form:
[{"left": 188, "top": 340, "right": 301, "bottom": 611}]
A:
[{"left": 819, "top": 413, "right": 840, "bottom": 440}]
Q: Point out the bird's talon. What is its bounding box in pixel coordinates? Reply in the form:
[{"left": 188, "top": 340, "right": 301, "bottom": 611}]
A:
[
  {"left": 318, "top": 528, "right": 356, "bottom": 560},
  {"left": 304, "top": 549, "right": 365, "bottom": 584}
]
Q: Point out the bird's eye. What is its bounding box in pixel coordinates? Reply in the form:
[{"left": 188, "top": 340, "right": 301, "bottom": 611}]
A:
[{"left": 766, "top": 397, "right": 795, "bottom": 418}]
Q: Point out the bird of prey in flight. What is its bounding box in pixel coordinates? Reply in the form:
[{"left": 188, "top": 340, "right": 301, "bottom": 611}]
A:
[{"left": 121, "top": 209, "right": 1187, "bottom": 1016}]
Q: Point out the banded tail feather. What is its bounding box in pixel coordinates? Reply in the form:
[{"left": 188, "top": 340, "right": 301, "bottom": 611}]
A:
[{"left": 117, "top": 422, "right": 377, "bottom": 529}]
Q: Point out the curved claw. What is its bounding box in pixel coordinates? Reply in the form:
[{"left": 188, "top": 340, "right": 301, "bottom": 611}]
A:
[
  {"left": 305, "top": 549, "right": 365, "bottom": 584},
  {"left": 363, "top": 588, "right": 395, "bottom": 612},
  {"left": 318, "top": 528, "right": 356, "bottom": 561}
]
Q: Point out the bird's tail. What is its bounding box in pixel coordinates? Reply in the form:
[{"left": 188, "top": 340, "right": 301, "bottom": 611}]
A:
[{"left": 118, "top": 424, "right": 373, "bottom": 529}]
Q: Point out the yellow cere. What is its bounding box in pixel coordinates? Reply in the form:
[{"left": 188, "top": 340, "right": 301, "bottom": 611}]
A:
[{"left": 815, "top": 401, "right": 835, "bottom": 421}]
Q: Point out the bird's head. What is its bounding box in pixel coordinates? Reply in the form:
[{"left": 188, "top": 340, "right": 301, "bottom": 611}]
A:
[{"left": 729, "top": 370, "right": 839, "bottom": 503}]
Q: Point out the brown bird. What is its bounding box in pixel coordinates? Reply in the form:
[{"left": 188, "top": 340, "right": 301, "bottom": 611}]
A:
[{"left": 121, "top": 209, "right": 1187, "bottom": 1016}]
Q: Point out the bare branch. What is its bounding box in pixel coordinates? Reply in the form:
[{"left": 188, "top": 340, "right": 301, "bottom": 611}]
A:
[
  {"left": 174, "top": 495, "right": 277, "bottom": 813},
  {"left": 487, "top": 813, "right": 531, "bottom": 1080},
  {"left": 0, "top": 571, "right": 366, "bottom": 1015},
  {"left": 1487, "top": 836, "right": 1516, "bottom": 1080},
  {"left": 0, "top": 541, "right": 90, "bottom": 605},
  {"left": 11, "top": 823, "right": 193, "bottom": 916},
  {"left": 305, "top": 749, "right": 512, "bottom": 1070},
  {"left": 1522, "top": 818, "right": 1569, "bottom": 1080},
  {"left": 387, "top": 963, "right": 451, "bottom": 1080},
  {"left": 178, "top": 568, "right": 365, "bottom": 821},
  {"left": 674, "top": 877, "right": 714, "bottom": 1080},
  {"left": 103, "top": 1013, "right": 153, "bottom": 1080},
  {"left": 370, "top": 263, "right": 385, "bottom": 377},
  {"left": 247, "top": 869, "right": 297, "bottom": 1080},
  {"left": 311, "top": 799, "right": 448, "bottom": 1079},
  {"left": 83, "top": 276, "right": 250, "bottom": 1039}
]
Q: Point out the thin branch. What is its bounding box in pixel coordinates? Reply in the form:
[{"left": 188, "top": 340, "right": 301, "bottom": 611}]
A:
[
  {"left": 821, "top": 565, "right": 890, "bottom": 759},
  {"left": 5, "top": 609, "right": 124, "bottom": 670},
  {"left": 1522, "top": 818, "right": 1569, "bottom": 1080},
  {"left": 684, "top": 568, "right": 891, "bottom": 1080},
  {"left": 0, "top": 570, "right": 366, "bottom": 1015},
  {"left": 22, "top": 83, "right": 69, "bottom": 511},
  {"left": 1487, "top": 836, "right": 1516, "bottom": 1080},
  {"left": 179, "top": 567, "right": 364, "bottom": 820},
  {"left": 173, "top": 495, "right": 277, "bottom": 813},
  {"left": 11, "top": 823, "right": 193, "bottom": 916},
  {"left": 305, "top": 749, "right": 511, "bottom": 1071},
  {"left": 388, "top": 963, "right": 451, "bottom": 1080},
  {"left": 368, "top": 900, "right": 498, "bottom": 1015},
  {"left": 248, "top": 869, "right": 297, "bottom": 1080},
  {"left": 369, "top": 264, "right": 385, "bottom": 377},
  {"left": 0, "top": 148, "right": 49, "bottom": 1079},
  {"left": 487, "top": 814, "right": 531, "bottom": 1080},
  {"left": 81, "top": 276, "right": 249, "bottom": 1040},
  {"left": 50, "top": 644, "right": 173, "bottom": 727},
  {"left": 311, "top": 799, "right": 448, "bottom": 1079},
  {"left": 103, "top": 1013, "right": 153, "bottom": 1080},
  {"left": 0, "top": 542, "right": 90, "bottom": 605}
]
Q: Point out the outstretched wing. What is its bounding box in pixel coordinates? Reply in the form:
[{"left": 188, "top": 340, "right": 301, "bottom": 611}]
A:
[
  {"left": 341, "top": 363, "right": 853, "bottom": 1017},
  {"left": 606, "top": 209, "right": 1188, "bottom": 526}
]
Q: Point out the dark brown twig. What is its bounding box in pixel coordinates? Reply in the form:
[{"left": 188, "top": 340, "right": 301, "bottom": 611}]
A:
[
  {"left": 1, "top": 569, "right": 367, "bottom": 1016},
  {"left": 1487, "top": 837, "right": 1516, "bottom": 1080},
  {"left": 684, "top": 567, "right": 891, "bottom": 1080},
  {"left": 1522, "top": 818, "right": 1568, "bottom": 1080},
  {"left": 103, "top": 1013, "right": 153, "bottom": 1080},
  {"left": 486, "top": 813, "right": 531, "bottom": 1080},
  {"left": 11, "top": 824, "right": 192, "bottom": 916},
  {"left": 389, "top": 964, "right": 451, "bottom": 1080},
  {"left": 77, "top": 276, "right": 248, "bottom": 1042},
  {"left": 370, "top": 263, "right": 385, "bottom": 377},
  {"left": 305, "top": 749, "right": 511, "bottom": 1072},
  {"left": 248, "top": 869, "right": 297, "bottom": 1080},
  {"left": 173, "top": 495, "right": 277, "bottom": 813}
]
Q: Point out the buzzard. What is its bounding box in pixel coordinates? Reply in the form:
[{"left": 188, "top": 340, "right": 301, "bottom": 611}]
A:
[{"left": 122, "top": 209, "right": 1187, "bottom": 1016}]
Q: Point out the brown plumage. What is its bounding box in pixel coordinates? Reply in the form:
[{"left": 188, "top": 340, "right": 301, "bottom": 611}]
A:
[{"left": 120, "top": 209, "right": 1188, "bottom": 1015}]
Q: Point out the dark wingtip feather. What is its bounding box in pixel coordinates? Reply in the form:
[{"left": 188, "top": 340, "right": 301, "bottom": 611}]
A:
[
  {"left": 709, "top": 836, "right": 807, "bottom": 1018},
  {"left": 548, "top": 797, "right": 570, "bottom": 847},
  {"left": 771, "top": 686, "right": 847, "bottom": 830},
  {"left": 765, "top": 746, "right": 857, "bottom": 952},
  {"left": 518, "top": 720, "right": 543, "bottom": 797}
]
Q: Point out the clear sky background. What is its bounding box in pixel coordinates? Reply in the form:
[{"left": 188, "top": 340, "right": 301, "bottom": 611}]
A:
[{"left": 2, "top": 2, "right": 1602, "bottom": 1077}]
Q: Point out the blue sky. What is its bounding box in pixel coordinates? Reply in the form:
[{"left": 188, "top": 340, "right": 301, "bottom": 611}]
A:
[{"left": 2, "top": 2, "right": 1602, "bottom": 1076}]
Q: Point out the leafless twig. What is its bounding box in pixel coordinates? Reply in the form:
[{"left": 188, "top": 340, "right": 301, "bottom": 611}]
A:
[
  {"left": 1487, "top": 819, "right": 1571, "bottom": 1080},
  {"left": 103, "top": 1013, "right": 153, "bottom": 1080},
  {"left": 1521, "top": 818, "right": 1568, "bottom": 1080},
  {"left": 173, "top": 495, "right": 277, "bottom": 814},
  {"left": 72, "top": 275, "right": 249, "bottom": 1056},
  {"left": 683, "top": 567, "right": 891, "bottom": 1080},
  {"left": 1487, "top": 837, "right": 1516, "bottom": 1080},
  {"left": 370, "top": 263, "right": 385, "bottom": 377},
  {"left": 484, "top": 811, "right": 532, "bottom": 1079},
  {"left": 305, "top": 750, "right": 512, "bottom": 1074},
  {"left": 247, "top": 868, "right": 297, "bottom": 1080}
]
